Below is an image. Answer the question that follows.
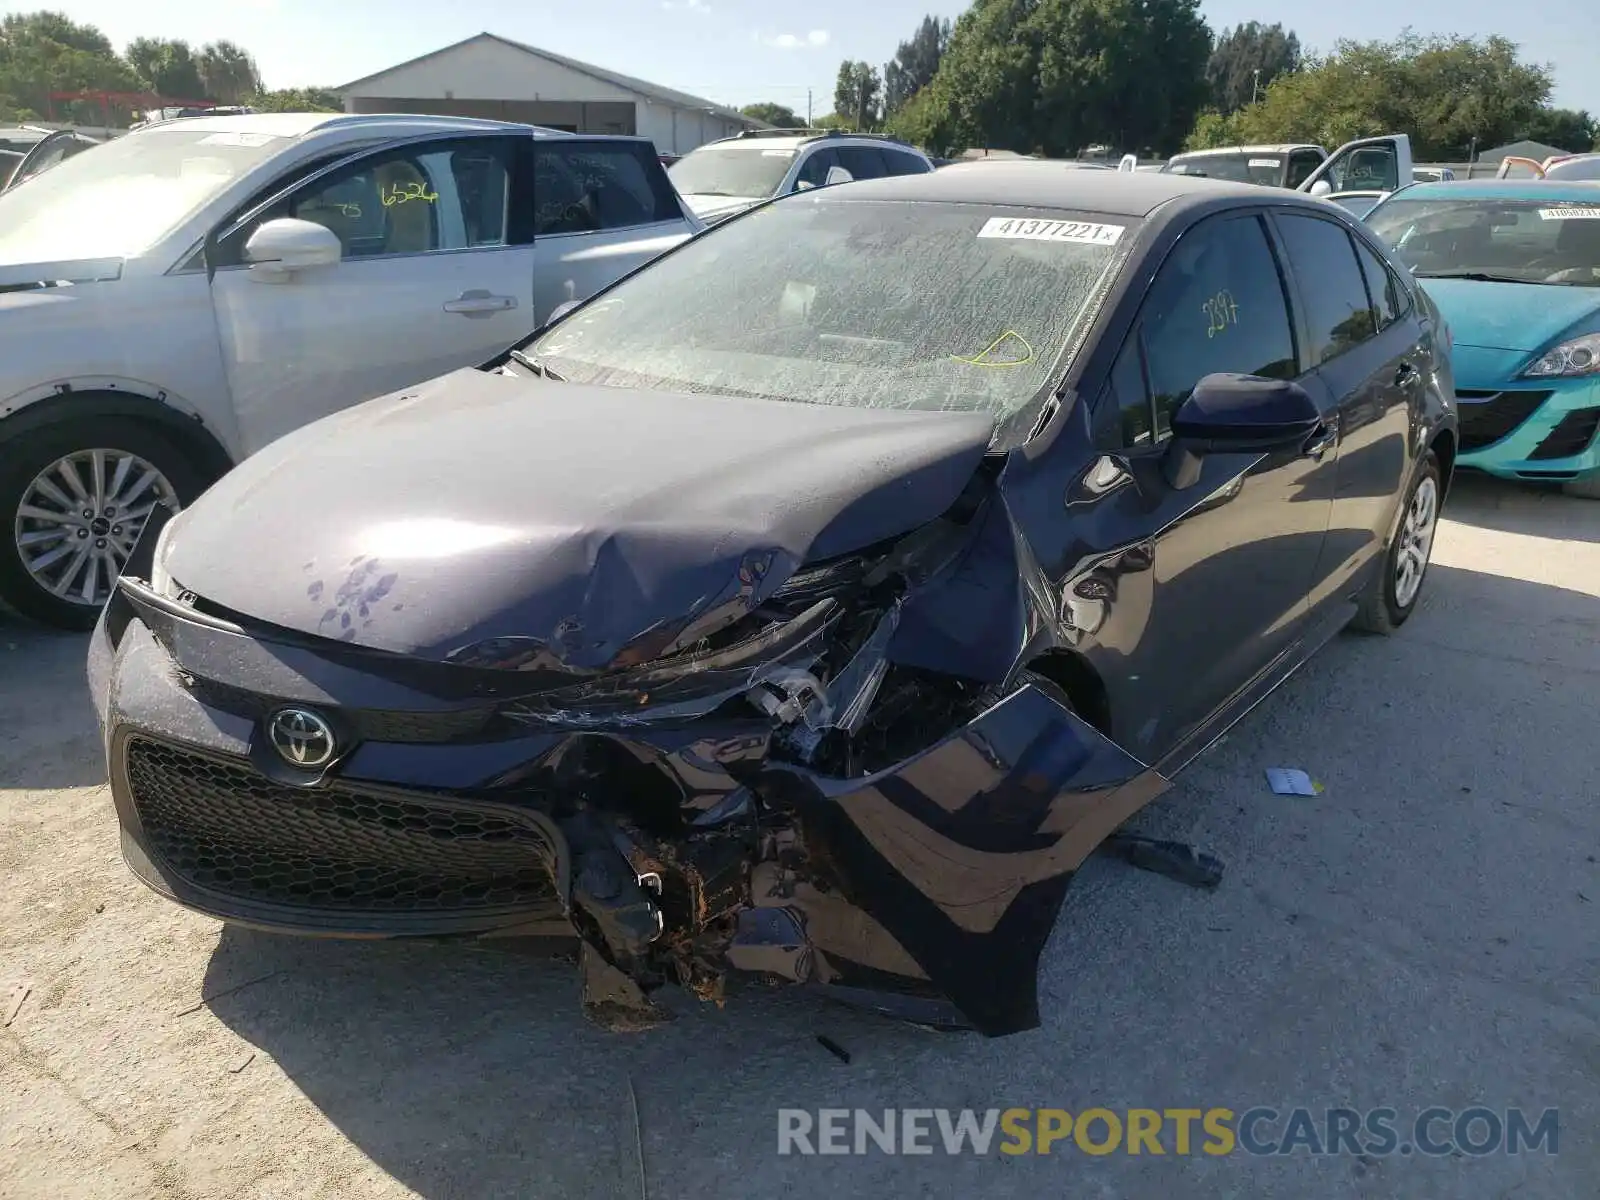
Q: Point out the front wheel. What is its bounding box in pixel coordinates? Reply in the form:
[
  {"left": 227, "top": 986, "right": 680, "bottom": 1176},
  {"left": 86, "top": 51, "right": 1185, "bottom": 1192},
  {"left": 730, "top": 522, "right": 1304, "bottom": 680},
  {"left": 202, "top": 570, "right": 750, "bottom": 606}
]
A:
[
  {"left": 1349, "top": 451, "right": 1442, "bottom": 635},
  {"left": 0, "top": 418, "right": 208, "bottom": 630}
]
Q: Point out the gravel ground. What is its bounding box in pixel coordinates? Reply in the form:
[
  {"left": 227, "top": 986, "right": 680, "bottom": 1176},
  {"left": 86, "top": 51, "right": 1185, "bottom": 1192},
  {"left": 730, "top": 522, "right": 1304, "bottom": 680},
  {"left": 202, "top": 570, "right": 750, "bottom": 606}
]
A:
[{"left": 1, "top": 473, "right": 1595, "bottom": 1200}]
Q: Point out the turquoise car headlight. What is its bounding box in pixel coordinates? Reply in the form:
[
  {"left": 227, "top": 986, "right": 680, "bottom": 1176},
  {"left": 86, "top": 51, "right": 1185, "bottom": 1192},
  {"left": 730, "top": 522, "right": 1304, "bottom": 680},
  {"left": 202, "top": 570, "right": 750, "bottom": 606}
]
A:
[{"left": 1522, "top": 332, "right": 1600, "bottom": 379}]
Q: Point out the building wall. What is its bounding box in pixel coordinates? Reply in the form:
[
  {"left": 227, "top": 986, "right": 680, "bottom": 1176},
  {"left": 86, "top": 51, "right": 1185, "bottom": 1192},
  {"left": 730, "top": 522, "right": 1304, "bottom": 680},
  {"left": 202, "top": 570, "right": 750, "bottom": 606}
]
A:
[
  {"left": 635, "top": 102, "right": 747, "bottom": 155},
  {"left": 344, "top": 38, "right": 636, "bottom": 104}
]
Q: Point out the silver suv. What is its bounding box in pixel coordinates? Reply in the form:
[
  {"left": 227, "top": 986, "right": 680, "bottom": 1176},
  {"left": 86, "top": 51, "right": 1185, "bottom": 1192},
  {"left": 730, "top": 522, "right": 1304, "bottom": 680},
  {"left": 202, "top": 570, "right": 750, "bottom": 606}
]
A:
[{"left": 668, "top": 129, "right": 933, "bottom": 224}]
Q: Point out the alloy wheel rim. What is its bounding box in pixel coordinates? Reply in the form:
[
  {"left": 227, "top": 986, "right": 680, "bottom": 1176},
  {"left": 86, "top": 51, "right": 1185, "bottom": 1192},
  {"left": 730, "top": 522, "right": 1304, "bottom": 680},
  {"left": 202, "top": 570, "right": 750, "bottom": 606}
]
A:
[
  {"left": 13, "top": 448, "right": 178, "bottom": 608},
  {"left": 1393, "top": 475, "right": 1438, "bottom": 609}
]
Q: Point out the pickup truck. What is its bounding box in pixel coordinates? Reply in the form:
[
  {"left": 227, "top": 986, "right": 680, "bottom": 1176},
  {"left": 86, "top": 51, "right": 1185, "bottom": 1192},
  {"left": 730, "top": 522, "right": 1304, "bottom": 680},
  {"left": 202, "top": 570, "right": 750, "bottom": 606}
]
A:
[
  {"left": 1162, "top": 135, "right": 1414, "bottom": 200},
  {"left": 0, "top": 112, "right": 703, "bottom": 627}
]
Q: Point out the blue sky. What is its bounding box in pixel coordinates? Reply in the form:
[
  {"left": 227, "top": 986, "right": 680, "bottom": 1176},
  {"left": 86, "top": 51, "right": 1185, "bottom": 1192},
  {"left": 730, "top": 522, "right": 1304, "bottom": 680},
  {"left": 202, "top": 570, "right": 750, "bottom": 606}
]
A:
[{"left": 16, "top": 0, "right": 1599, "bottom": 116}]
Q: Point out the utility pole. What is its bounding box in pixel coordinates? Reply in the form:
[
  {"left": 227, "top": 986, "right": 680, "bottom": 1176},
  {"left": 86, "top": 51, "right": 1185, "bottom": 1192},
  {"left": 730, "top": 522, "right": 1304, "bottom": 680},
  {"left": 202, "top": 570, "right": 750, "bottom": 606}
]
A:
[
  {"left": 806, "top": 88, "right": 812, "bottom": 126},
  {"left": 1252, "top": 68, "right": 1262, "bottom": 104}
]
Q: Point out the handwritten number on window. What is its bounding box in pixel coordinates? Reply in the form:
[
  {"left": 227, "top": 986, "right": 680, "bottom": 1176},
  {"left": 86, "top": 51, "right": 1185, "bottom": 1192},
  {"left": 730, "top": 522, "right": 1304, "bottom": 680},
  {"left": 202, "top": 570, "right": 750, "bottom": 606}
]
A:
[
  {"left": 381, "top": 180, "right": 438, "bottom": 208},
  {"left": 1202, "top": 289, "right": 1240, "bottom": 339}
]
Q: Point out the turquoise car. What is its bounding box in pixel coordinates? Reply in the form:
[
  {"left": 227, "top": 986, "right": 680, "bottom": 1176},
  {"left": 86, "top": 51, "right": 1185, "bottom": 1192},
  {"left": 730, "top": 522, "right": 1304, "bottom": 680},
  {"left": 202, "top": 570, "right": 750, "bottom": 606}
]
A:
[{"left": 1366, "top": 181, "right": 1600, "bottom": 497}]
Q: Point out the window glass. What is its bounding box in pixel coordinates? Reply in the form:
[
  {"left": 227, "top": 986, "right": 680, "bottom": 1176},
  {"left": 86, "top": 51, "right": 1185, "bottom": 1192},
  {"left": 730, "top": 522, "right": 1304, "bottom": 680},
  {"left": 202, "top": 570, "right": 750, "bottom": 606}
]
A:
[
  {"left": 1097, "top": 337, "right": 1154, "bottom": 451},
  {"left": 1276, "top": 213, "right": 1378, "bottom": 362},
  {"left": 1285, "top": 149, "right": 1323, "bottom": 189},
  {"left": 1366, "top": 196, "right": 1600, "bottom": 286},
  {"left": 793, "top": 148, "right": 839, "bottom": 190},
  {"left": 1353, "top": 238, "right": 1404, "bottom": 331},
  {"left": 254, "top": 140, "right": 511, "bottom": 260},
  {"left": 1323, "top": 145, "right": 1400, "bottom": 192},
  {"left": 668, "top": 146, "right": 795, "bottom": 198},
  {"left": 1162, "top": 152, "right": 1283, "bottom": 186},
  {"left": 535, "top": 142, "right": 674, "bottom": 235},
  {"left": 882, "top": 149, "right": 932, "bottom": 176},
  {"left": 524, "top": 199, "right": 1136, "bottom": 447},
  {"left": 1133, "top": 214, "right": 1298, "bottom": 440},
  {"left": 835, "top": 146, "right": 887, "bottom": 180}
]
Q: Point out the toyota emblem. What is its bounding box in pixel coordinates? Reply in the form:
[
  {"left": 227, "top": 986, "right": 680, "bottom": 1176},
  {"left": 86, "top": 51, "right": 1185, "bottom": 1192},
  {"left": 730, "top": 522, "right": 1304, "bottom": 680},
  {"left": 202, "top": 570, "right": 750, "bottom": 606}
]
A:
[{"left": 266, "top": 707, "right": 337, "bottom": 768}]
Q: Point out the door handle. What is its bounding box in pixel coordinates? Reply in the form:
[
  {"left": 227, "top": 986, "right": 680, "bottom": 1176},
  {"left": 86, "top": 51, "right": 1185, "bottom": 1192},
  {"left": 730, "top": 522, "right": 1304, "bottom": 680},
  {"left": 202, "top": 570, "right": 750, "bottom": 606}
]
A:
[
  {"left": 1394, "top": 361, "right": 1421, "bottom": 389},
  {"left": 443, "top": 290, "right": 518, "bottom": 317},
  {"left": 1302, "top": 421, "right": 1338, "bottom": 460}
]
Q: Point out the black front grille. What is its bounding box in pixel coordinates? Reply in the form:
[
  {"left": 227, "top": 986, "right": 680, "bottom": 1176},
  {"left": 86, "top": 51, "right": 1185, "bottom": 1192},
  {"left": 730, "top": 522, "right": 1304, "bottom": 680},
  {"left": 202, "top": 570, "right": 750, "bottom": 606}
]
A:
[
  {"left": 1528, "top": 407, "right": 1600, "bottom": 461},
  {"left": 124, "top": 738, "right": 559, "bottom": 913},
  {"left": 1454, "top": 390, "right": 1551, "bottom": 452}
]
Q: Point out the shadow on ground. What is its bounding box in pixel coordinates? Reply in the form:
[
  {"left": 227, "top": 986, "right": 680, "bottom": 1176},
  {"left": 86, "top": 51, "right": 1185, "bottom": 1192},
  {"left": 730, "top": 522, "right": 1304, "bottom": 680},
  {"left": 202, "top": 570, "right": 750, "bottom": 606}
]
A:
[
  {"left": 0, "top": 622, "right": 103, "bottom": 789},
  {"left": 1442, "top": 472, "right": 1600, "bottom": 544},
  {"left": 199, "top": 562, "right": 1600, "bottom": 1200}
]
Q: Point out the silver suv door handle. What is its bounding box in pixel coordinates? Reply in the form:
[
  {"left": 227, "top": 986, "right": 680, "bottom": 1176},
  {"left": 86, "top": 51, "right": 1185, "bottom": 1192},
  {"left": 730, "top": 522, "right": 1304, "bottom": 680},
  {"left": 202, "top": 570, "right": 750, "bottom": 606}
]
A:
[{"left": 443, "top": 290, "right": 518, "bottom": 317}]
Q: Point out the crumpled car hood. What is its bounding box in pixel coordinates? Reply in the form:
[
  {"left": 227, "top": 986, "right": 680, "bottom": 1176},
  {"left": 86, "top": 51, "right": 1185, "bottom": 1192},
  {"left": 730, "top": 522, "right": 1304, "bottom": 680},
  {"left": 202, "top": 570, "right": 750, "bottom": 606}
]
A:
[{"left": 162, "top": 368, "right": 994, "bottom": 667}]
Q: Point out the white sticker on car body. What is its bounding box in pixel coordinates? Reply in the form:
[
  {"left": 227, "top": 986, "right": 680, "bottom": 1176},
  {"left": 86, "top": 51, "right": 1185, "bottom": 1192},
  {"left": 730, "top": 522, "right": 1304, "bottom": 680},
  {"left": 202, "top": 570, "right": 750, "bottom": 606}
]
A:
[
  {"left": 197, "top": 131, "right": 280, "bottom": 147},
  {"left": 977, "top": 216, "right": 1124, "bottom": 246},
  {"left": 1538, "top": 207, "right": 1600, "bottom": 219},
  {"left": 1248, "top": 158, "right": 1282, "bottom": 168}
]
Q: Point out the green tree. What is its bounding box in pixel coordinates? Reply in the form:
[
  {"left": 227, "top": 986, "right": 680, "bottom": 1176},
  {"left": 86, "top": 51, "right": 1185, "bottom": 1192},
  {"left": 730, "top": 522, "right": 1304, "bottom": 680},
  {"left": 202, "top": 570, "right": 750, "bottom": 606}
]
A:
[
  {"left": 883, "top": 15, "right": 950, "bottom": 116},
  {"left": 196, "top": 40, "right": 261, "bottom": 104},
  {"left": 0, "top": 11, "right": 139, "bottom": 121},
  {"left": 740, "top": 101, "right": 802, "bottom": 128},
  {"left": 832, "top": 60, "right": 883, "bottom": 130},
  {"left": 916, "top": 0, "right": 1039, "bottom": 153},
  {"left": 1184, "top": 107, "right": 1244, "bottom": 150},
  {"left": 1030, "top": 0, "right": 1213, "bottom": 157},
  {"left": 1227, "top": 33, "right": 1552, "bottom": 161},
  {"left": 125, "top": 36, "right": 206, "bottom": 100},
  {"left": 246, "top": 86, "right": 343, "bottom": 113},
  {"left": 1524, "top": 107, "right": 1597, "bottom": 153},
  {"left": 1206, "top": 22, "right": 1299, "bottom": 115}
]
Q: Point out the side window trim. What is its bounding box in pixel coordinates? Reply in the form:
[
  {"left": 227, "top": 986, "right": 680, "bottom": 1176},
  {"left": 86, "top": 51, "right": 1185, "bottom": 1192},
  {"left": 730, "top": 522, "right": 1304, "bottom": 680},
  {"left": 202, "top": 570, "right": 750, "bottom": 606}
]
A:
[{"left": 208, "top": 131, "right": 521, "bottom": 271}]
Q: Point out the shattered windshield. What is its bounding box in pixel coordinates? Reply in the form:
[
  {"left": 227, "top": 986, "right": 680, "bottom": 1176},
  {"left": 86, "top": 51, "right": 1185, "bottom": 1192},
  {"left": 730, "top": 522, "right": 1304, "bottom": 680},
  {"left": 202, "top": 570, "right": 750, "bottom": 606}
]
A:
[
  {"left": 667, "top": 147, "right": 796, "bottom": 197},
  {"left": 523, "top": 197, "right": 1134, "bottom": 444},
  {"left": 1368, "top": 197, "right": 1600, "bottom": 286}
]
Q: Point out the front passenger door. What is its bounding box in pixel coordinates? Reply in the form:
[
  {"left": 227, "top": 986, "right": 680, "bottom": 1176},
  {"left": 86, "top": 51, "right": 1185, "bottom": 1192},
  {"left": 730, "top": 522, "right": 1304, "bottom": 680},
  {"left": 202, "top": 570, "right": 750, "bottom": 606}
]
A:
[
  {"left": 209, "top": 135, "right": 534, "bottom": 453},
  {"left": 1082, "top": 212, "right": 1334, "bottom": 760}
]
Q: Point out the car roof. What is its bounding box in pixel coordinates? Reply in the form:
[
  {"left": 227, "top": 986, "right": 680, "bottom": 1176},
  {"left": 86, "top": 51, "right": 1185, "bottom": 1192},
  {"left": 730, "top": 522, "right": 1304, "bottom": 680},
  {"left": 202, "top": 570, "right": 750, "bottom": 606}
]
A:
[
  {"left": 693, "top": 129, "right": 925, "bottom": 155},
  {"left": 1396, "top": 179, "right": 1600, "bottom": 202},
  {"left": 820, "top": 161, "right": 1300, "bottom": 218},
  {"left": 127, "top": 111, "right": 583, "bottom": 141},
  {"left": 1170, "top": 144, "right": 1320, "bottom": 158}
]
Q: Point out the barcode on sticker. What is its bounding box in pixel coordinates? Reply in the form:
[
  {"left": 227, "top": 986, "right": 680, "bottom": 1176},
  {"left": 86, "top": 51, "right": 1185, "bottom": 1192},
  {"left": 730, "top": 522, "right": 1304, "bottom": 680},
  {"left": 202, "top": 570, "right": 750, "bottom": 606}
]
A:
[
  {"left": 1538, "top": 207, "right": 1600, "bottom": 220},
  {"left": 977, "top": 217, "right": 1123, "bottom": 246}
]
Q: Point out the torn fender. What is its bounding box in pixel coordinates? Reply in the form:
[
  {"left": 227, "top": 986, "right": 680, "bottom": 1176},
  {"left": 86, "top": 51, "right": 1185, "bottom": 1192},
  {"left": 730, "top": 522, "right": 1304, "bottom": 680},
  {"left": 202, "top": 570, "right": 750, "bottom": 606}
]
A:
[{"left": 771, "top": 682, "right": 1169, "bottom": 1036}]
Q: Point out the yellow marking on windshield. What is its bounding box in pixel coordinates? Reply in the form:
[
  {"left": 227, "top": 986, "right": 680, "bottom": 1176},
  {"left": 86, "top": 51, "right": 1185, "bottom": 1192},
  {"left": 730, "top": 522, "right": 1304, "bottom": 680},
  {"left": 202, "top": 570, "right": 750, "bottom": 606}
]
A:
[
  {"left": 381, "top": 181, "right": 438, "bottom": 207},
  {"left": 950, "top": 330, "right": 1036, "bottom": 368}
]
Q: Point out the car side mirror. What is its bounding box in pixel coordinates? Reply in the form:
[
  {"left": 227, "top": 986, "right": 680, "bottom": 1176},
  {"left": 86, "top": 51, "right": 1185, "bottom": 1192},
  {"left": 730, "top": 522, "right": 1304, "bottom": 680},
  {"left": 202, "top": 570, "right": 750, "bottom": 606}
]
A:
[
  {"left": 824, "top": 165, "right": 854, "bottom": 187},
  {"left": 1163, "top": 373, "right": 1322, "bottom": 489},
  {"left": 1308, "top": 179, "right": 1333, "bottom": 197},
  {"left": 244, "top": 218, "right": 342, "bottom": 282}
]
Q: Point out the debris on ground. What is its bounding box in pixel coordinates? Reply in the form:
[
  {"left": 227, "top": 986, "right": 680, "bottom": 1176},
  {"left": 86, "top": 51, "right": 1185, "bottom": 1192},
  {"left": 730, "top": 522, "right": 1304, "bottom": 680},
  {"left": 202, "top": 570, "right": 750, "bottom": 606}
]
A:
[
  {"left": 228, "top": 1051, "right": 256, "bottom": 1074},
  {"left": 173, "top": 970, "right": 283, "bottom": 1018},
  {"left": 1265, "top": 768, "right": 1322, "bottom": 796},
  {"left": 1104, "top": 833, "right": 1225, "bottom": 889},
  {"left": 816, "top": 1034, "right": 852, "bottom": 1064},
  {"left": 5, "top": 981, "right": 32, "bottom": 1026}
]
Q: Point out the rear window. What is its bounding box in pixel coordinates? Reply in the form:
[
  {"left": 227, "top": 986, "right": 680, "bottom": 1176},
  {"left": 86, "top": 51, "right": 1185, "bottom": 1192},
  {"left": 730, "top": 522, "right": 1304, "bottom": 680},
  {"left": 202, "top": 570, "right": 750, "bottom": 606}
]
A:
[
  {"left": 1368, "top": 196, "right": 1600, "bottom": 286},
  {"left": 1164, "top": 152, "right": 1283, "bottom": 186},
  {"left": 533, "top": 141, "right": 681, "bottom": 234},
  {"left": 667, "top": 146, "right": 796, "bottom": 199}
]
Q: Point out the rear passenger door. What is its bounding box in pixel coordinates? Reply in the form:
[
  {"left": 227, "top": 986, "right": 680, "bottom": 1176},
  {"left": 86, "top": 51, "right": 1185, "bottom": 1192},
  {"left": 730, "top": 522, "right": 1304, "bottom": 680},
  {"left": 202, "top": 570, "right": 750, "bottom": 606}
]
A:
[
  {"left": 1270, "top": 210, "right": 1418, "bottom": 617},
  {"left": 530, "top": 138, "right": 694, "bottom": 324}
]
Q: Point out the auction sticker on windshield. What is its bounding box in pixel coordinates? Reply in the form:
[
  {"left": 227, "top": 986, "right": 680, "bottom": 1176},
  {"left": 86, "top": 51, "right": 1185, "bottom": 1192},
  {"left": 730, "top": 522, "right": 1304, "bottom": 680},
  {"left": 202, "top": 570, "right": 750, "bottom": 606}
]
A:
[
  {"left": 1538, "top": 207, "right": 1600, "bottom": 219},
  {"left": 978, "top": 217, "right": 1124, "bottom": 245}
]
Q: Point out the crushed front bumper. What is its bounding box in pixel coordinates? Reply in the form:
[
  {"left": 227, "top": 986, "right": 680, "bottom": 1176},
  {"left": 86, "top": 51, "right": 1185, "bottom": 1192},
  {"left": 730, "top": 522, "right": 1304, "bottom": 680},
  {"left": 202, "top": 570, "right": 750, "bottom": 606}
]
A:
[{"left": 89, "top": 577, "right": 1167, "bottom": 1036}]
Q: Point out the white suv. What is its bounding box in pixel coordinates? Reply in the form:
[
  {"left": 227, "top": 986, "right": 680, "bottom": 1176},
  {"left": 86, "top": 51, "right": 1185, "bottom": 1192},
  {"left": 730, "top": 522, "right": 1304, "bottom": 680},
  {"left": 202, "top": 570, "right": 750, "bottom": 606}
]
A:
[
  {"left": 668, "top": 129, "right": 934, "bottom": 224},
  {"left": 0, "top": 112, "right": 702, "bottom": 628}
]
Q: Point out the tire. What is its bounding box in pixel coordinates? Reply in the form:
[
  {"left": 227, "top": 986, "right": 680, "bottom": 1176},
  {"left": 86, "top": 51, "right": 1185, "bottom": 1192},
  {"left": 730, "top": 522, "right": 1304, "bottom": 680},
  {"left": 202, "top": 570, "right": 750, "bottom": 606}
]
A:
[
  {"left": 1561, "top": 473, "right": 1600, "bottom": 500},
  {"left": 0, "top": 416, "right": 210, "bottom": 631},
  {"left": 1349, "top": 451, "right": 1442, "bottom": 635}
]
